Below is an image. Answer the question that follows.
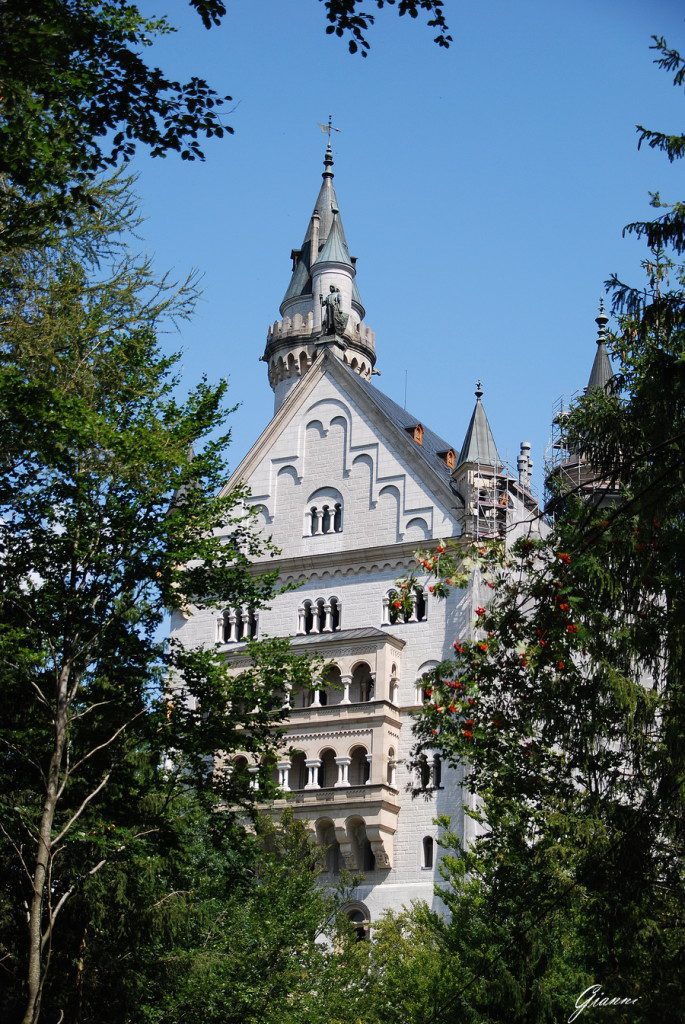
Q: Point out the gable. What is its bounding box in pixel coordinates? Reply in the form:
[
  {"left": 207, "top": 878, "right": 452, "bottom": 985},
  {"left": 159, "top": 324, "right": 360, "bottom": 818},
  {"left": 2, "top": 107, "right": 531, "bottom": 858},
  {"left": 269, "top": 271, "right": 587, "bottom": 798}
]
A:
[{"left": 223, "top": 353, "right": 462, "bottom": 558}]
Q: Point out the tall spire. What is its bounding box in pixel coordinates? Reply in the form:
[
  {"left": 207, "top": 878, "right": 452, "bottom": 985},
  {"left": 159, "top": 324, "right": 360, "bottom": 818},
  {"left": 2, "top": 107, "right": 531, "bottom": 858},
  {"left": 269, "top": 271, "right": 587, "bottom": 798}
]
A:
[
  {"left": 264, "top": 141, "right": 376, "bottom": 413},
  {"left": 586, "top": 299, "right": 614, "bottom": 392},
  {"left": 457, "top": 381, "right": 501, "bottom": 468},
  {"left": 280, "top": 144, "right": 363, "bottom": 316}
]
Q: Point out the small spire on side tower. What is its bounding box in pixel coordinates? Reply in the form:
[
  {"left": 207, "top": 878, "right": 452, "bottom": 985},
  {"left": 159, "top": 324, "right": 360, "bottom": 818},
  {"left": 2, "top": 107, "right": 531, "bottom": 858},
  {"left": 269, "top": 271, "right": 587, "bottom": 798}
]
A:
[
  {"left": 586, "top": 298, "right": 614, "bottom": 392},
  {"left": 457, "top": 381, "right": 501, "bottom": 468}
]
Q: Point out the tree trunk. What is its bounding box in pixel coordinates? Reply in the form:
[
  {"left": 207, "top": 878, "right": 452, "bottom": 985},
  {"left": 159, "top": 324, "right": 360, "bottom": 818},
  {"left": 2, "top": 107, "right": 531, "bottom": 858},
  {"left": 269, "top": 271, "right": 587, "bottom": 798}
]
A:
[{"left": 21, "top": 666, "right": 70, "bottom": 1024}]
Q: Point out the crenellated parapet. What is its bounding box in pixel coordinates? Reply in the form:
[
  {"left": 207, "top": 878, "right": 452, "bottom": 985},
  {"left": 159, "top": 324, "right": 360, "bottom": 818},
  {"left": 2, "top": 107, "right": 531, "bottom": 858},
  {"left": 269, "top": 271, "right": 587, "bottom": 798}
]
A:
[
  {"left": 265, "top": 315, "right": 377, "bottom": 399},
  {"left": 266, "top": 313, "right": 376, "bottom": 356}
]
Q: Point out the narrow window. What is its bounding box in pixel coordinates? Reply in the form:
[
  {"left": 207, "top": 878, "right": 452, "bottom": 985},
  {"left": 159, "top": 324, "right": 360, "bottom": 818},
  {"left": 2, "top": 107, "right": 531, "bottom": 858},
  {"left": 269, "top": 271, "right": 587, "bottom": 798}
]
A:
[
  {"left": 422, "top": 836, "right": 434, "bottom": 869},
  {"left": 304, "top": 600, "right": 314, "bottom": 635}
]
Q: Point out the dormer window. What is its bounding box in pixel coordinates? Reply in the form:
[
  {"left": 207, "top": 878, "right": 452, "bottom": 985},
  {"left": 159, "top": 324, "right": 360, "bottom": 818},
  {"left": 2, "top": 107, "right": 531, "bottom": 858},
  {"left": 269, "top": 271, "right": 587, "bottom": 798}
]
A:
[
  {"left": 406, "top": 423, "right": 424, "bottom": 446},
  {"left": 439, "top": 448, "right": 457, "bottom": 469}
]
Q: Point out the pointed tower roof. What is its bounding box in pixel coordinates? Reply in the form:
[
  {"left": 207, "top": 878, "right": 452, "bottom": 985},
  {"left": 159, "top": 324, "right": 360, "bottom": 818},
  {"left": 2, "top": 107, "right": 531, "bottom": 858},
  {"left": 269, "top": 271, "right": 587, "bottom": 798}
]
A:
[
  {"left": 313, "top": 211, "right": 352, "bottom": 267},
  {"left": 280, "top": 143, "right": 363, "bottom": 314},
  {"left": 586, "top": 300, "right": 614, "bottom": 392},
  {"left": 457, "top": 382, "right": 501, "bottom": 468}
]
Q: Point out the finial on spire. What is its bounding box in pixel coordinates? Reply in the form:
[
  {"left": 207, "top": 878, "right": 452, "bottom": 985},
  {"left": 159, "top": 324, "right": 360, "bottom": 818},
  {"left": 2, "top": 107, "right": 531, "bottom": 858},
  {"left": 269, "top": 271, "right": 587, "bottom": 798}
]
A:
[
  {"left": 319, "top": 115, "right": 340, "bottom": 178},
  {"left": 319, "top": 114, "right": 341, "bottom": 140},
  {"left": 595, "top": 297, "right": 609, "bottom": 345},
  {"left": 475, "top": 380, "right": 483, "bottom": 400}
]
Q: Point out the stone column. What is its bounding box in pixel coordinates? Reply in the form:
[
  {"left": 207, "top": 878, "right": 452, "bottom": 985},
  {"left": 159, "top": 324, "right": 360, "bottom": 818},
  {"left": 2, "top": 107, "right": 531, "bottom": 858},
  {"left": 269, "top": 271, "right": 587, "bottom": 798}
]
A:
[
  {"left": 247, "top": 766, "right": 260, "bottom": 791},
  {"left": 408, "top": 591, "right": 418, "bottom": 623},
  {"left": 334, "top": 756, "right": 351, "bottom": 787},
  {"left": 365, "top": 753, "right": 373, "bottom": 785},
  {"left": 304, "top": 759, "right": 321, "bottom": 789},
  {"left": 322, "top": 602, "right": 333, "bottom": 632},
  {"left": 311, "top": 602, "right": 321, "bottom": 634},
  {"left": 341, "top": 675, "right": 352, "bottom": 704},
  {"left": 304, "top": 509, "right": 313, "bottom": 536},
  {"left": 228, "top": 610, "right": 238, "bottom": 643},
  {"left": 296, "top": 606, "right": 306, "bottom": 635},
  {"left": 388, "top": 759, "right": 397, "bottom": 787},
  {"left": 277, "top": 761, "right": 291, "bottom": 791},
  {"left": 312, "top": 509, "right": 323, "bottom": 535},
  {"left": 310, "top": 685, "right": 321, "bottom": 707},
  {"left": 381, "top": 595, "right": 390, "bottom": 625},
  {"left": 216, "top": 615, "right": 225, "bottom": 643},
  {"left": 282, "top": 682, "right": 292, "bottom": 709}
]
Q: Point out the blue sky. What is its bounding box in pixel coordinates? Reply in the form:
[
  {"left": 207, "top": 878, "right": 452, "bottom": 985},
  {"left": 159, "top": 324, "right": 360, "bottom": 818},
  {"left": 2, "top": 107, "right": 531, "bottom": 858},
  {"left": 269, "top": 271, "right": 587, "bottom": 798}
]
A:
[{"left": 132, "top": 0, "right": 683, "bottom": 493}]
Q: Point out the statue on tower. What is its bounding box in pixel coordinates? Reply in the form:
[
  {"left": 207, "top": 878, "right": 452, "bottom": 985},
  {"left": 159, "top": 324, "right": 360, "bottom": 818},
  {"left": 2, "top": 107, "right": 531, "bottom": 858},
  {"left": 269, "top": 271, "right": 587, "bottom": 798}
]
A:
[{"left": 321, "top": 284, "right": 348, "bottom": 335}]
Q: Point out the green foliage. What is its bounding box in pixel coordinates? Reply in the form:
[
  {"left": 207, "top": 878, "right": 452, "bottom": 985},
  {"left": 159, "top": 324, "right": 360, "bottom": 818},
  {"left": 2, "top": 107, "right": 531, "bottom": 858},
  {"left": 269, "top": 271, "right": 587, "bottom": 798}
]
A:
[
  {"left": 0, "top": 177, "right": 319, "bottom": 1023},
  {"left": 403, "top": 36, "right": 685, "bottom": 1023},
  {"left": 323, "top": 0, "right": 452, "bottom": 56}
]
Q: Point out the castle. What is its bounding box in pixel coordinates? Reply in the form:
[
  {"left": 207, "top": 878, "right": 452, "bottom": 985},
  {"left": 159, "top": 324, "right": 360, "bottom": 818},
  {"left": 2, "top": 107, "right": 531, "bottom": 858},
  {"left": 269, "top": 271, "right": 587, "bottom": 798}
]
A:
[{"left": 170, "top": 142, "right": 607, "bottom": 932}]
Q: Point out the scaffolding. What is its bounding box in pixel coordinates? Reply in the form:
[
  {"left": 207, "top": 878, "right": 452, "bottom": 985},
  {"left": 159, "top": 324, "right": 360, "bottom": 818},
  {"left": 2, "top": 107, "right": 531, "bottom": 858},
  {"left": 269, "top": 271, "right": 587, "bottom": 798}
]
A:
[
  {"left": 544, "top": 393, "right": 618, "bottom": 515},
  {"left": 458, "top": 459, "right": 539, "bottom": 541}
]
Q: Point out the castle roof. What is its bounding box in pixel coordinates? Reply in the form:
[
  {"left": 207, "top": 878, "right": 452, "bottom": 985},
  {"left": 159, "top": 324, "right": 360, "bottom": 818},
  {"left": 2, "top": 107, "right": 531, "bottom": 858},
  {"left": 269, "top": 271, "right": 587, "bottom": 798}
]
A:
[
  {"left": 280, "top": 144, "right": 365, "bottom": 316},
  {"left": 353, "top": 370, "right": 460, "bottom": 489},
  {"left": 456, "top": 382, "right": 500, "bottom": 468},
  {"left": 314, "top": 212, "right": 352, "bottom": 267},
  {"left": 587, "top": 302, "right": 614, "bottom": 392}
]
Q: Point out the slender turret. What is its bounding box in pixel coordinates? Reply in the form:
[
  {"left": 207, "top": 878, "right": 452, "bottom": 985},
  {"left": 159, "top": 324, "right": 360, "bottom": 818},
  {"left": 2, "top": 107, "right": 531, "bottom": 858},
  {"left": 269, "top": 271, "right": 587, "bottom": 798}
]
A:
[{"left": 264, "top": 143, "right": 376, "bottom": 411}]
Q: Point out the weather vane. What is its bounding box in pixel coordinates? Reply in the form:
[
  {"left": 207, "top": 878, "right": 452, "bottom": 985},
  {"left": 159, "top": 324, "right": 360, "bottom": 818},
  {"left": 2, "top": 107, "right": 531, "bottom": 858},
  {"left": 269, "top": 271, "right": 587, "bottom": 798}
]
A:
[{"left": 319, "top": 114, "right": 341, "bottom": 139}]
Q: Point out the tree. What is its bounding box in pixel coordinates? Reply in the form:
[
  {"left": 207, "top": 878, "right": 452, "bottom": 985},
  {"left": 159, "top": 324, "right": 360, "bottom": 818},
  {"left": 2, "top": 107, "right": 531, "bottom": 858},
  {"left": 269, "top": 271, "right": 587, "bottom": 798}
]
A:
[
  {"left": 0, "top": 176, "right": 316, "bottom": 1024},
  {"left": 0, "top": 0, "right": 451, "bottom": 246},
  {"left": 404, "top": 35, "right": 685, "bottom": 1022},
  {"left": 43, "top": 808, "right": 346, "bottom": 1024}
]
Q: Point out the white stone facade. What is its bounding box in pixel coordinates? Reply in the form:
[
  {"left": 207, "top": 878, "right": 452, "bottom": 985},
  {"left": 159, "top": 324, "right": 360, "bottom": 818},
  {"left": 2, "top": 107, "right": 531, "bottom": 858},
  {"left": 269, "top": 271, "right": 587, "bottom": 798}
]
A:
[
  {"left": 170, "top": 148, "right": 541, "bottom": 929},
  {"left": 170, "top": 349, "right": 477, "bottom": 923}
]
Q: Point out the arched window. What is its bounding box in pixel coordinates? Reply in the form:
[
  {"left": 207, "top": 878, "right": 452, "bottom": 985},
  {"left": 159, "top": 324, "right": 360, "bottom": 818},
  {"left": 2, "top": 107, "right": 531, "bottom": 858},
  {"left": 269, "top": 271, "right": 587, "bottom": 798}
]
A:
[
  {"left": 349, "top": 746, "right": 370, "bottom": 786},
  {"left": 289, "top": 751, "right": 307, "bottom": 790},
  {"left": 320, "top": 665, "right": 342, "bottom": 707},
  {"left": 433, "top": 755, "right": 442, "bottom": 788},
  {"left": 299, "top": 596, "right": 342, "bottom": 635},
  {"left": 330, "top": 596, "right": 341, "bottom": 631},
  {"left": 306, "top": 487, "right": 344, "bottom": 536},
  {"left": 317, "top": 749, "right": 337, "bottom": 788},
  {"left": 351, "top": 663, "right": 374, "bottom": 703},
  {"left": 422, "top": 836, "right": 434, "bottom": 869},
  {"left": 383, "top": 587, "right": 428, "bottom": 626},
  {"left": 348, "top": 908, "right": 369, "bottom": 941},
  {"left": 222, "top": 606, "right": 258, "bottom": 643}
]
